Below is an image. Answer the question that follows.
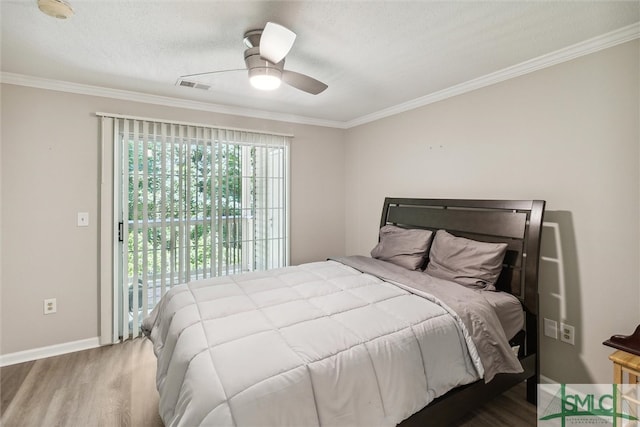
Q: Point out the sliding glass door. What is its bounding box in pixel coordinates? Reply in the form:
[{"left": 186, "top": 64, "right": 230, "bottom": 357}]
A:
[{"left": 112, "top": 117, "right": 289, "bottom": 338}]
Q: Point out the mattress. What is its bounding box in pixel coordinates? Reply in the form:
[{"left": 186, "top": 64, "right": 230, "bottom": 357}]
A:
[
  {"left": 144, "top": 257, "right": 524, "bottom": 426},
  {"left": 144, "top": 260, "right": 484, "bottom": 426},
  {"left": 334, "top": 256, "right": 523, "bottom": 382}
]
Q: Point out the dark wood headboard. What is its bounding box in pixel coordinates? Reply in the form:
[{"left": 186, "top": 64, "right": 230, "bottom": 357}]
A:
[
  {"left": 384, "top": 198, "right": 546, "bottom": 425},
  {"left": 379, "top": 198, "right": 545, "bottom": 315}
]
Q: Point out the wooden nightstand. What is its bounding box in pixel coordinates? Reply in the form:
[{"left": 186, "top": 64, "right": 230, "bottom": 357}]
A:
[
  {"left": 610, "top": 350, "right": 640, "bottom": 384},
  {"left": 609, "top": 350, "right": 639, "bottom": 426}
]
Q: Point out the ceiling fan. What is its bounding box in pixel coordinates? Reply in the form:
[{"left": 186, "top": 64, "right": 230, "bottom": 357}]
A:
[{"left": 177, "top": 22, "right": 328, "bottom": 95}]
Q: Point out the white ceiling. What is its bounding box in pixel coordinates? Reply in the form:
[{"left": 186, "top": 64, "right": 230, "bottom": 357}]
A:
[{"left": 1, "top": 1, "right": 639, "bottom": 126}]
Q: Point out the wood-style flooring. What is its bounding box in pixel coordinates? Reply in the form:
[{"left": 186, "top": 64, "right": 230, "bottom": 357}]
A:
[{"left": 1, "top": 338, "right": 536, "bottom": 426}]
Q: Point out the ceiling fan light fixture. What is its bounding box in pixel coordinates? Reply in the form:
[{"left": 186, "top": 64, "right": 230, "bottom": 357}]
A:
[
  {"left": 259, "top": 22, "right": 297, "bottom": 64},
  {"left": 182, "top": 23, "right": 327, "bottom": 95},
  {"left": 37, "top": 0, "right": 74, "bottom": 19},
  {"left": 248, "top": 68, "right": 282, "bottom": 91}
]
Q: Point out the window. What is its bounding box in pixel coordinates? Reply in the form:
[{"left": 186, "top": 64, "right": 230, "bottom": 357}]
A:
[{"left": 112, "top": 117, "right": 290, "bottom": 338}]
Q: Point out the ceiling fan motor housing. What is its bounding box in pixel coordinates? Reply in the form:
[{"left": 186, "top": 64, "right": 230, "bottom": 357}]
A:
[
  {"left": 243, "top": 29, "right": 263, "bottom": 49},
  {"left": 244, "top": 46, "right": 284, "bottom": 81}
]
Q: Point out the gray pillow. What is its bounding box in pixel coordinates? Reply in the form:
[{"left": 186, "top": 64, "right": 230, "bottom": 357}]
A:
[
  {"left": 425, "top": 230, "right": 507, "bottom": 290},
  {"left": 370, "top": 225, "right": 434, "bottom": 270}
]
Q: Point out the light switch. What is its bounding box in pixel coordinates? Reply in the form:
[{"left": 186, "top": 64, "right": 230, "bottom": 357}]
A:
[
  {"left": 77, "top": 212, "right": 89, "bottom": 227},
  {"left": 544, "top": 318, "right": 558, "bottom": 339}
]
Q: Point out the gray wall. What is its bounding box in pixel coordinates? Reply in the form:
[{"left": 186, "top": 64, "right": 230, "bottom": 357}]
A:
[
  {"left": 0, "top": 86, "right": 346, "bottom": 354},
  {"left": 2, "top": 40, "right": 639, "bottom": 386},
  {"left": 344, "top": 40, "right": 640, "bottom": 384}
]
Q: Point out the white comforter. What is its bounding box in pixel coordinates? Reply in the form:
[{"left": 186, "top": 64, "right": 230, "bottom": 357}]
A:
[{"left": 144, "top": 260, "right": 482, "bottom": 427}]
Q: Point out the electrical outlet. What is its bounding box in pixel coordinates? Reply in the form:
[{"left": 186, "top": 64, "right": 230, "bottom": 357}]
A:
[
  {"left": 560, "top": 323, "right": 575, "bottom": 345},
  {"left": 44, "top": 298, "right": 57, "bottom": 315},
  {"left": 544, "top": 318, "right": 558, "bottom": 339}
]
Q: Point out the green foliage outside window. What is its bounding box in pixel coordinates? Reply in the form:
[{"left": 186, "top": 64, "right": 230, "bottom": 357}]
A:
[{"left": 126, "top": 138, "right": 247, "bottom": 281}]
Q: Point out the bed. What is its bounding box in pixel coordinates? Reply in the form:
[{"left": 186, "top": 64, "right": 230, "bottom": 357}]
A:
[{"left": 143, "top": 197, "right": 545, "bottom": 426}]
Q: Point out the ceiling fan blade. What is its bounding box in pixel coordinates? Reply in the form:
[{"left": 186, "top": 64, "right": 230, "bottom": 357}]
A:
[
  {"left": 176, "top": 69, "right": 245, "bottom": 90},
  {"left": 179, "top": 68, "right": 245, "bottom": 79},
  {"left": 260, "top": 22, "right": 296, "bottom": 64},
  {"left": 282, "top": 70, "right": 328, "bottom": 95}
]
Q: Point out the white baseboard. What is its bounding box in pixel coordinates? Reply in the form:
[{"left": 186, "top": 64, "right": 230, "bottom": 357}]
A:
[
  {"left": 0, "top": 337, "right": 101, "bottom": 367},
  {"left": 539, "top": 374, "right": 559, "bottom": 396},
  {"left": 539, "top": 374, "right": 558, "bottom": 384}
]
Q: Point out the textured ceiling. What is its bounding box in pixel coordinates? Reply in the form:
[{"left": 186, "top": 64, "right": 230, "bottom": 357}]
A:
[{"left": 1, "top": 1, "right": 639, "bottom": 125}]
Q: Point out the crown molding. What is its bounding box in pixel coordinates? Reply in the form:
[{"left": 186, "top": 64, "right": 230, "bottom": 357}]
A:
[
  {"left": 344, "top": 22, "right": 640, "bottom": 128},
  {"left": 0, "top": 72, "right": 347, "bottom": 129},
  {"left": 1, "top": 22, "right": 637, "bottom": 130}
]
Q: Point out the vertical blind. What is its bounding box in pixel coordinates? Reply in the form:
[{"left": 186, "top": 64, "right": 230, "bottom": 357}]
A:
[{"left": 108, "top": 115, "right": 290, "bottom": 339}]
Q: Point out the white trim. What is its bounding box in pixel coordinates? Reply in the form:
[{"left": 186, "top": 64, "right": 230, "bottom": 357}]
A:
[
  {"left": 0, "top": 73, "right": 346, "bottom": 129},
  {"left": 1, "top": 23, "right": 637, "bottom": 130},
  {"left": 345, "top": 22, "right": 640, "bottom": 128},
  {"left": 99, "top": 116, "right": 117, "bottom": 346},
  {"left": 540, "top": 374, "right": 559, "bottom": 384},
  {"left": 0, "top": 337, "right": 102, "bottom": 367},
  {"left": 539, "top": 374, "right": 560, "bottom": 397}
]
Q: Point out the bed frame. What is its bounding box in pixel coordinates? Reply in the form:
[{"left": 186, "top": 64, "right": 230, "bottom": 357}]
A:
[{"left": 379, "top": 198, "right": 546, "bottom": 426}]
